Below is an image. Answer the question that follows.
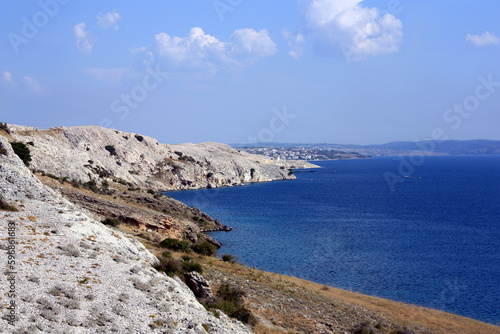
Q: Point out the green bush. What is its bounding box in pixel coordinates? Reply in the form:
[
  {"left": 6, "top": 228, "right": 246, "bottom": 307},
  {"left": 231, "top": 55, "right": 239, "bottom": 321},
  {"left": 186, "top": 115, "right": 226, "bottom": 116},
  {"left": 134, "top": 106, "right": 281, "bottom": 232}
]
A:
[
  {"left": 135, "top": 134, "right": 144, "bottom": 142},
  {"left": 100, "top": 180, "right": 109, "bottom": 193},
  {"left": 147, "top": 189, "right": 156, "bottom": 195},
  {"left": 212, "top": 283, "right": 256, "bottom": 325},
  {"left": 154, "top": 256, "right": 181, "bottom": 277},
  {"left": 10, "top": 141, "right": 32, "bottom": 166},
  {"left": 288, "top": 168, "right": 294, "bottom": 176},
  {"left": 191, "top": 240, "right": 217, "bottom": 256},
  {"left": 83, "top": 179, "right": 99, "bottom": 193},
  {"left": 182, "top": 260, "right": 203, "bottom": 274},
  {"left": 102, "top": 217, "right": 120, "bottom": 227},
  {"left": 250, "top": 168, "right": 255, "bottom": 178},
  {"left": 104, "top": 145, "right": 117, "bottom": 156},
  {"left": 154, "top": 252, "right": 204, "bottom": 277},
  {"left": 222, "top": 254, "right": 236, "bottom": 263},
  {"left": 159, "top": 238, "right": 191, "bottom": 252}
]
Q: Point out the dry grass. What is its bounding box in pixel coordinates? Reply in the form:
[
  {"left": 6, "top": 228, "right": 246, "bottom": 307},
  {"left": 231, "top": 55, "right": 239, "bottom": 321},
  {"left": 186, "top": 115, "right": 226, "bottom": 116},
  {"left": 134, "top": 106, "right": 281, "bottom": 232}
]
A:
[{"left": 198, "top": 256, "right": 500, "bottom": 334}]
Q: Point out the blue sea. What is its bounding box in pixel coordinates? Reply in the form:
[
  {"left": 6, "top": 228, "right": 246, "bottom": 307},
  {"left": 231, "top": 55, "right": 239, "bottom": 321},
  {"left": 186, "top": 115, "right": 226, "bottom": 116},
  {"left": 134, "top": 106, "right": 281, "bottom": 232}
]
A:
[{"left": 167, "top": 156, "right": 500, "bottom": 324}]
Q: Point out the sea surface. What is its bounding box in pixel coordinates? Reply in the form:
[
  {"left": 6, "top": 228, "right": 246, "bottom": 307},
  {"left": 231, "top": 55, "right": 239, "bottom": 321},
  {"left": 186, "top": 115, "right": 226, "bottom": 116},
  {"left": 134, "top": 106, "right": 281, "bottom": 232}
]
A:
[{"left": 166, "top": 156, "right": 500, "bottom": 324}]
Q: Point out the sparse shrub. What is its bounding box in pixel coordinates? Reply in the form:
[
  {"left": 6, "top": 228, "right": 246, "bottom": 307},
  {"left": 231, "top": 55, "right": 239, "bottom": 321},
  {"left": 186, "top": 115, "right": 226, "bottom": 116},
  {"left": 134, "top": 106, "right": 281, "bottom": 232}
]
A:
[
  {"left": 10, "top": 141, "right": 31, "bottom": 166},
  {"left": 48, "top": 285, "right": 70, "bottom": 298},
  {"left": 58, "top": 243, "right": 81, "bottom": 257},
  {"left": 288, "top": 168, "right": 294, "bottom": 175},
  {"left": 70, "top": 179, "right": 81, "bottom": 188},
  {"left": 174, "top": 151, "right": 183, "bottom": 157},
  {"left": 135, "top": 134, "right": 144, "bottom": 142},
  {"left": 0, "top": 122, "right": 10, "bottom": 134},
  {"left": 206, "top": 172, "right": 214, "bottom": 178},
  {"left": 154, "top": 256, "right": 182, "bottom": 277},
  {"left": 147, "top": 189, "right": 156, "bottom": 195},
  {"left": 100, "top": 180, "right": 109, "bottom": 193},
  {"left": 98, "top": 168, "right": 110, "bottom": 178},
  {"left": 351, "top": 322, "right": 380, "bottom": 334},
  {"left": 191, "top": 239, "right": 217, "bottom": 256},
  {"left": 212, "top": 283, "right": 256, "bottom": 325},
  {"left": 105, "top": 145, "right": 117, "bottom": 156},
  {"left": 0, "top": 196, "right": 18, "bottom": 212},
  {"left": 222, "top": 254, "right": 236, "bottom": 263},
  {"left": 250, "top": 168, "right": 255, "bottom": 178},
  {"left": 179, "top": 155, "right": 196, "bottom": 163},
  {"left": 102, "top": 217, "right": 120, "bottom": 227},
  {"left": 83, "top": 179, "right": 99, "bottom": 193},
  {"left": 159, "top": 238, "right": 191, "bottom": 252},
  {"left": 182, "top": 260, "right": 203, "bottom": 274},
  {"left": 130, "top": 277, "right": 150, "bottom": 292}
]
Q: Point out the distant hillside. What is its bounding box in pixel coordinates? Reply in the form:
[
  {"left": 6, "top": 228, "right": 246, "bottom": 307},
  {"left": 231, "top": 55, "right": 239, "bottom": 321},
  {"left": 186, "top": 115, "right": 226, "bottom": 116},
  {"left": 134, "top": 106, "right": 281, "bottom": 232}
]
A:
[
  {"left": 368, "top": 140, "right": 500, "bottom": 155},
  {"left": 232, "top": 140, "right": 500, "bottom": 156}
]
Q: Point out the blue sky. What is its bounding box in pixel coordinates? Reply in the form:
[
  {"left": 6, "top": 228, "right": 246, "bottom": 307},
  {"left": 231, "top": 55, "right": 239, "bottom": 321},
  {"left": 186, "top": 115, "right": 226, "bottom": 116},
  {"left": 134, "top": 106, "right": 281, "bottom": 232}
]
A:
[{"left": 1, "top": 0, "right": 499, "bottom": 145}]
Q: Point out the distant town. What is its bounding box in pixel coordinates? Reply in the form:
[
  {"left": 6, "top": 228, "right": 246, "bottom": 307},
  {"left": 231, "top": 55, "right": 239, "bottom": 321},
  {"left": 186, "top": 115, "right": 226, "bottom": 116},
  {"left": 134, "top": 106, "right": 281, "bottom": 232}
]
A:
[{"left": 240, "top": 146, "right": 371, "bottom": 161}]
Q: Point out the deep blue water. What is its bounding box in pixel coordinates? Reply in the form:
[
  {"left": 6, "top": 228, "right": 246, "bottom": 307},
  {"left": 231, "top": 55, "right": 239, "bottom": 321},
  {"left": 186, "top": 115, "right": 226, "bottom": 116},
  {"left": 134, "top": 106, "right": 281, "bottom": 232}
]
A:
[{"left": 166, "top": 156, "right": 500, "bottom": 324}]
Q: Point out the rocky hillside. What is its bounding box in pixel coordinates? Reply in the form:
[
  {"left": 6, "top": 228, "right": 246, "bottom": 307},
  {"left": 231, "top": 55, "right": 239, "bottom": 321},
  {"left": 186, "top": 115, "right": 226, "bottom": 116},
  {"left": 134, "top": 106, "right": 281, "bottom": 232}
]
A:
[
  {"left": 7, "top": 124, "right": 294, "bottom": 191},
  {"left": 0, "top": 133, "right": 251, "bottom": 333}
]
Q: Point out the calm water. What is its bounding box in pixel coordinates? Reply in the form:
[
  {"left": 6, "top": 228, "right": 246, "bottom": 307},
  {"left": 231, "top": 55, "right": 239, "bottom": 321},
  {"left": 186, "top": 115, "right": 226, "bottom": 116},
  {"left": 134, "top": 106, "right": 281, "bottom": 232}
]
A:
[{"left": 167, "top": 156, "right": 500, "bottom": 324}]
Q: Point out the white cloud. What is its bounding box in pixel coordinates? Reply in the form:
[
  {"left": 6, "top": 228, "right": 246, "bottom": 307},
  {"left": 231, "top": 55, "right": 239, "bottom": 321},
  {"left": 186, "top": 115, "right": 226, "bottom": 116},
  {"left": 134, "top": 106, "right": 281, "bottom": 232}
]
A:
[
  {"left": 83, "top": 68, "right": 127, "bottom": 85},
  {"left": 230, "top": 28, "right": 278, "bottom": 58},
  {"left": 74, "top": 22, "right": 94, "bottom": 54},
  {"left": 23, "top": 76, "right": 43, "bottom": 93},
  {"left": 300, "top": 0, "right": 403, "bottom": 61},
  {"left": 154, "top": 27, "right": 277, "bottom": 68},
  {"left": 1, "top": 71, "right": 17, "bottom": 87},
  {"left": 465, "top": 31, "right": 499, "bottom": 47},
  {"left": 282, "top": 28, "right": 305, "bottom": 59},
  {"left": 97, "top": 10, "right": 121, "bottom": 30}
]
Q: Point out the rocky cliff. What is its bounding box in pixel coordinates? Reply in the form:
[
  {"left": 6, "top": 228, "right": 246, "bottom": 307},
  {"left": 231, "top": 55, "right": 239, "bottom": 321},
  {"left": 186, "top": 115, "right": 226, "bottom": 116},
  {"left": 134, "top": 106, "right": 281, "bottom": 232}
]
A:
[
  {"left": 0, "top": 132, "right": 251, "bottom": 333},
  {"left": 7, "top": 125, "right": 294, "bottom": 191}
]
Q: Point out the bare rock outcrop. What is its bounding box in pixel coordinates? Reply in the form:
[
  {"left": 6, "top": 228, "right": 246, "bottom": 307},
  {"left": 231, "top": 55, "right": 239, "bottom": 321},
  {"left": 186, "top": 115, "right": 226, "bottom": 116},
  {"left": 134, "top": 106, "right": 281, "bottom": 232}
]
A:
[
  {"left": 0, "top": 134, "right": 251, "bottom": 333},
  {"left": 8, "top": 124, "right": 294, "bottom": 191},
  {"left": 184, "top": 272, "right": 214, "bottom": 304}
]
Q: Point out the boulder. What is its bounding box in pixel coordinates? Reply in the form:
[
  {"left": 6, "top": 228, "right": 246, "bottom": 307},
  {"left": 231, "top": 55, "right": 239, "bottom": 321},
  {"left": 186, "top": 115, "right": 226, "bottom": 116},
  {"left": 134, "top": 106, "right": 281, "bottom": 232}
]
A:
[{"left": 185, "top": 271, "right": 214, "bottom": 303}]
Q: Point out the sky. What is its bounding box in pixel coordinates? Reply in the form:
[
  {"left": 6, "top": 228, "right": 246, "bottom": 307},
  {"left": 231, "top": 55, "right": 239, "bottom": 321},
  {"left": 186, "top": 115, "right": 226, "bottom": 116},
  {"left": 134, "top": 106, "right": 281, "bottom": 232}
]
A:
[{"left": 1, "top": 0, "right": 499, "bottom": 145}]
